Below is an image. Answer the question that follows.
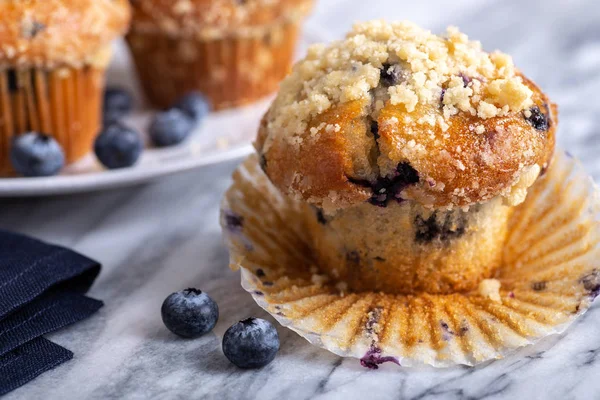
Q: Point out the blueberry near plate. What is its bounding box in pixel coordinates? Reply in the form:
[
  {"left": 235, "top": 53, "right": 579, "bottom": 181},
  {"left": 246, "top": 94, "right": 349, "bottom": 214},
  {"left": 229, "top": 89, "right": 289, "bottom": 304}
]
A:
[
  {"left": 175, "top": 91, "right": 211, "bottom": 122},
  {"left": 222, "top": 318, "right": 280, "bottom": 369},
  {"left": 161, "top": 288, "right": 219, "bottom": 338},
  {"left": 94, "top": 123, "right": 143, "bottom": 169},
  {"left": 10, "top": 132, "right": 65, "bottom": 177},
  {"left": 149, "top": 108, "right": 195, "bottom": 147},
  {"left": 103, "top": 87, "right": 133, "bottom": 124}
]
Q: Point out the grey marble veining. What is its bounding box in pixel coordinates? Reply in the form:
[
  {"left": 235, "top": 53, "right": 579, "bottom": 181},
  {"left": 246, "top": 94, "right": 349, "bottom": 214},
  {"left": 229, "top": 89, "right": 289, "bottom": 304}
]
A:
[{"left": 2, "top": 0, "right": 600, "bottom": 398}]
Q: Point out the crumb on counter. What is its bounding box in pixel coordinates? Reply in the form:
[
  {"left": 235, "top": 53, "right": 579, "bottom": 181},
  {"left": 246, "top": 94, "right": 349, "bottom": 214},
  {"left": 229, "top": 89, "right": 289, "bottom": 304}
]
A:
[{"left": 478, "top": 279, "right": 502, "bottom": 303}]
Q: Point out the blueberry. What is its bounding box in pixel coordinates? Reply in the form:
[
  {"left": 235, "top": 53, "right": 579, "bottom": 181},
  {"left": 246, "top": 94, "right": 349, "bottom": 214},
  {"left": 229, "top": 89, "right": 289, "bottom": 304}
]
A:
[
  {"left": 414, "top": 211, "right": 466, "bottom": 243},
  {"left": 380, "top": 63, "right": 404, "bottom": 86},
  {"left": 175, "top": 91, "right": 211, "bottom": 122},
  {"left": 94, "top": 123, "right": 143, "bottom": 169},
  {"left": 222, "top": 318, "right": 280, "bottom": 369},
  {"left": 346, "top": 251, "right": 360, "bottom": 264},
  {"left": 370, "top": 120, "right": 379, "bottom": 140},
  {"left": 524, "top": 106, "right": 549, "bottom": 131},
  {"left": 10, "top": 132, "right": 64, "bottom": 177},
  {"left": 315, "top": 208, "right": 328, "bottom": 225},
  {"left": 103, "top": 87, "right": 133, "bottom": 124},
  {"left": 350, "top": 162, "right": 419, "bottom": 207},
  {"left": 149, "top": 108, "right": 195, "bottom": 147},
  {"left": 161, "top": 288, "right": 219, "bottom": 338},
  {"left": 224, "top": 211, "right": 244, "bottom": 231}
]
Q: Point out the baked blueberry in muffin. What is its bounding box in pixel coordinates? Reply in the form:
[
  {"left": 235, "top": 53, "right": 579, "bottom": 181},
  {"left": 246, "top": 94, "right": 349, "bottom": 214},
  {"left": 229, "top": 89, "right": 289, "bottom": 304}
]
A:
[{"left": 255, "top": 20, "right": 557, "bottom": 294}]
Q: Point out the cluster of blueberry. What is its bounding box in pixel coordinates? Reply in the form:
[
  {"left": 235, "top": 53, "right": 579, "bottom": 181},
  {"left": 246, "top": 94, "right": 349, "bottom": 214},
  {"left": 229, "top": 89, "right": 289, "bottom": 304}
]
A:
[
  {"left": 9, "top": 87, "right": 210, "bottom": 177},
  {"left": 161, "top": 288, "right": 280, "bottom": 369}
]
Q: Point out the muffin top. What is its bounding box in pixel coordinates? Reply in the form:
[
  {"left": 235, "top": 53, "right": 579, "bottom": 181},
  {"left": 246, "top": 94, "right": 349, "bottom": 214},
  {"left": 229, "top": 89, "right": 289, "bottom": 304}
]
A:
[
  {"left": 129, "top": 0, "right": 313, "bottom": 38},
  {"left": 256, "top": 20, "right": 557, "bottom": 211},
  {"left": 0, "top": 0, "right": 131, "bottom": 69}
]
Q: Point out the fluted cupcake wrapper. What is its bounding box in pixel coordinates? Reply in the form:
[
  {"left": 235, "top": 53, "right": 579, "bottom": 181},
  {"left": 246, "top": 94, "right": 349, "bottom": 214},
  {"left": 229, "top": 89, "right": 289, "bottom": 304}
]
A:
[
  {"left": 221, "top": 151, "right": 600, "bottom": 368},
  {"left": 0, "top": 67, "right": 103, "bottom": 175},
  {"left": 126, "top": 22, "right": 300, "bottom": 110}
]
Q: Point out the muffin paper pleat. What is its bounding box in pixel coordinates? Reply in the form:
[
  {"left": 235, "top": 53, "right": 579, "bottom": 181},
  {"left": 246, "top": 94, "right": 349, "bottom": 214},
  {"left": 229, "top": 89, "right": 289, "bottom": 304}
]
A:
[
  {"left": 221, "top": 151, "right": 600, "bottom": 367},
  {"left": 0, "top": 67, "right": 103, "bottom": 175}
]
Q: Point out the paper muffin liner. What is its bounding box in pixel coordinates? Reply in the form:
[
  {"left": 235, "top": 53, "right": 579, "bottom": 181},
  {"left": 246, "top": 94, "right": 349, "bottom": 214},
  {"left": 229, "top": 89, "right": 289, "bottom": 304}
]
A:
[
  {"left": 221, "top": 151, "right": 600, "bottom": 367},
  {"left": 0, "top": 67, "right": 104, "bottom": 175},
  {"left": 126, "top": 21, "right": 300, "bottom": 110}
]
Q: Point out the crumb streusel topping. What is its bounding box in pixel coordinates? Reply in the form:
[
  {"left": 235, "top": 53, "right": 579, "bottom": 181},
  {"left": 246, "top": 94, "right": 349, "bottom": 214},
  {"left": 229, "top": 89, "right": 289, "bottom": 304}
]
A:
[
  {"left": 267, "top": 20, "right": 533, "bottom": 137},
  {"left": 257, "top": 20, "right": 557, "bottom": 210},
  {"left": 0, "top": 0, "right": 131, "bottom": 69}
]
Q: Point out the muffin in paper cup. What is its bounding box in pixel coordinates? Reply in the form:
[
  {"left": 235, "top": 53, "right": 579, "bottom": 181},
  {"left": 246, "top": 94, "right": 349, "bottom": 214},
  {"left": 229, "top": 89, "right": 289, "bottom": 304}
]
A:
[
  {"left": 221, "top": 20, "right": 599, "bottom": 367},
  {"left": 0, "top": 0, "right": 131, "bottom": 175},
  {"left": 221, "top": 150, "right": 600, "bottom": 367},
  {"left": 127, "top": 0, "right": 313, "bottom": 110}
]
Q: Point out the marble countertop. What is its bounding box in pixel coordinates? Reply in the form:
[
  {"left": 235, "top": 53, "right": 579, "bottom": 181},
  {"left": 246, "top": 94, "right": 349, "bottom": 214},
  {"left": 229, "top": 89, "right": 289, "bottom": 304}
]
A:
[{"left": 3, "top": 0, "right": 600, "bottom": 398}]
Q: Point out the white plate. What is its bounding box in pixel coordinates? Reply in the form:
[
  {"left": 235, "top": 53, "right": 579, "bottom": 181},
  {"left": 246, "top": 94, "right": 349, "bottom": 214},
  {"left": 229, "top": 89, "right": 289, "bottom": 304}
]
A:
[{"left": 0, "top": 29, "right": 322, "bottom": 197}]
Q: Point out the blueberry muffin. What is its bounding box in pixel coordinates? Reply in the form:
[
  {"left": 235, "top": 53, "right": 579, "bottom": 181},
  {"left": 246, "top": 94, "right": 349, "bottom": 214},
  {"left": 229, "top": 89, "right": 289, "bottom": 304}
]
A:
[
  {"left": 127, "top": 0, "right": 313, "bottom": 110},
  {"left": 0, "top": 0, "right": 131, "bottom": 175},
  {"left": 255, "top": 20, "right": 557, "bottom": 294}
]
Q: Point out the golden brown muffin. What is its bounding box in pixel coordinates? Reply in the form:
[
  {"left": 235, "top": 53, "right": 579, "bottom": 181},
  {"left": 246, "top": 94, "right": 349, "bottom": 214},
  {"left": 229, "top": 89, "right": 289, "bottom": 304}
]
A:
[
  {"left": 0, "top": 0, "right": 131, "bottom": 175},
  {"left": 127, "top": 0, "right": 313, "bottom": 110},
  {"left": 255, "top": 20, "right": 557, "bottom": 294}
]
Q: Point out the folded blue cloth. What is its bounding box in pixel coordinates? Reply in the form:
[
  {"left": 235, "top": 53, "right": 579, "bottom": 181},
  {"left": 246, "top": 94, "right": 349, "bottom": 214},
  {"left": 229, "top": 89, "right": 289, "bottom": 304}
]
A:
[{"left": 0, "top": 230, "right": 103, "bottom": 396}]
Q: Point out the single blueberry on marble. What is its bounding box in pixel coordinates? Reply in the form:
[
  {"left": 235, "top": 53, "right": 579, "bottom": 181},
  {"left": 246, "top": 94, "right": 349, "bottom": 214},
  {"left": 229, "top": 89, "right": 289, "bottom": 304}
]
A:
[
  {"left": 175, "top": 91, "right": 211, "bottom": 122},
  {"left": 222, "top": 318, "right": 280, "bottom": 369},
  {"left": 149, "top": 108, "right": 195, "bottom": 147},
  {"left": 103, "top": 87, "right": 133, "bottom": 124},
  {"left": 94, "top": 123, "right": 143, "bottom": 169},
  {"left": 161, "top": 288, "right": 219, "bottom": 338},
  {"left": 524, "top": 105, "right": 549, "bottom": 131},
  {"left": 10, "top": 132, "right": 64, "bottom": 177}
]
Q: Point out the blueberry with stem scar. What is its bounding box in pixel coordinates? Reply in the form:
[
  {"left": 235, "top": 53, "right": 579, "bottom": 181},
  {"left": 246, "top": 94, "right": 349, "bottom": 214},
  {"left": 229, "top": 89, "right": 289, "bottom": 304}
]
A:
[
  {"left": 223, "top": 318, "right": 280, "bottom": 369},
  {"left": 524, "top": 105, "right": 549, "bottom": 131}
]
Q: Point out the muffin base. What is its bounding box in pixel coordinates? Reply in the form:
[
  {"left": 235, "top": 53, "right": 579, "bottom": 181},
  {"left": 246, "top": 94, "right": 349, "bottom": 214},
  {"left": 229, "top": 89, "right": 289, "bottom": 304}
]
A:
[
  {"left": 221, "top": 151, "right": 600, "bottom": 367},
  {"left": 0, "top": 67, "right": 103, "bottom": 175},
  {"left": 127, "top": 22, "right": 300, "bottom": 110},
  {"left": 306, "top": 198, "right": 511, "bottom": 294}
]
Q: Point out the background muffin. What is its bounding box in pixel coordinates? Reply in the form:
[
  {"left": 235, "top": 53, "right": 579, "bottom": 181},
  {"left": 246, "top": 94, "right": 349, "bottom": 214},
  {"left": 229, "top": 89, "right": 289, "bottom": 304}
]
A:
[
  {"left": 127, "top": 0, "right": 313, "bottom": 110},
  {"left": 255, "top": 20, "right": 557, "bottom": 294},
  {"left": 0, "top": 0, "right": 131, "bottom": 175}
]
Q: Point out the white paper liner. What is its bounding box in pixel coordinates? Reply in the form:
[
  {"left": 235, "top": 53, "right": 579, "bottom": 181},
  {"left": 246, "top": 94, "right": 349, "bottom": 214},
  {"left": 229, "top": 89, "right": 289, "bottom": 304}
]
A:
[{"left": 221, "top": 151, "right": 600, "bottom": 367}]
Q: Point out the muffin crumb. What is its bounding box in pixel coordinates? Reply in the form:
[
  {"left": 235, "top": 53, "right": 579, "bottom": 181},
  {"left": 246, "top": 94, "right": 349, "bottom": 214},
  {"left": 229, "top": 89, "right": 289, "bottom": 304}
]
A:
[{"left": 478, "top": 279, "right": 502, "bottom": 303}]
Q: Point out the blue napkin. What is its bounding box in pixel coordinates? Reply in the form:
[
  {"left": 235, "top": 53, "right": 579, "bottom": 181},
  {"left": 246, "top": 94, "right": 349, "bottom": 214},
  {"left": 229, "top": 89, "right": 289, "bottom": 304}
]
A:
[{"left": 0, "top": 230, "right": 103, "bottom": 396}]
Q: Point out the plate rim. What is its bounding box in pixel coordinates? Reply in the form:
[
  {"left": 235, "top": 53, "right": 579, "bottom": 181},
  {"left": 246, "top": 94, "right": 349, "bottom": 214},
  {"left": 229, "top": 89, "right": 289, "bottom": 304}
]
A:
[{"left": 0, "top": 144, "right": 252, "bottom": 197}]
